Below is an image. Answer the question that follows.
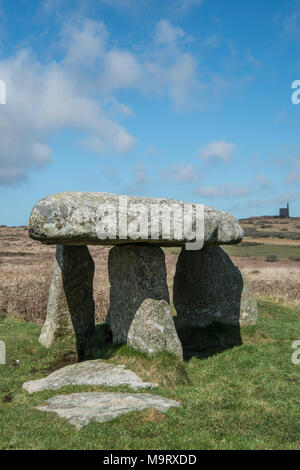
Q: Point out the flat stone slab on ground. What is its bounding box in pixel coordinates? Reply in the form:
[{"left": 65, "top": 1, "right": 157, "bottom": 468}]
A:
[
  {"left": 28, "top": 191, "right": 243, "bottom": 246},
  {"left": 36, "top": 392, "right": 181, "bottom": 429},
  {"left": 23, "top": 359, "right": 157, "bottom": 393}
]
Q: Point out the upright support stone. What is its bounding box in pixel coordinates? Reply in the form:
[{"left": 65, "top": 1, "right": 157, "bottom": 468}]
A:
[
  {"left": 107, "top": 244, "right": 181, "bottom": 358},
  {"left": 39, "top": 245, "right": 95, "bottom": 358},
  {"left": 173, "top": 246, "right": 257, "bottom": 329}
]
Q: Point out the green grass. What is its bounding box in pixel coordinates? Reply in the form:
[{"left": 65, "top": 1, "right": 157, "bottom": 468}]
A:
[
  {"left": 163, "top": 244, "right": 300, "bottom": 259},
  {"left": 0, "top": 302, "right": 300, "bottom": 450},
  {"left": 223, "top": 244, "right": 300, "bottom": 259}
]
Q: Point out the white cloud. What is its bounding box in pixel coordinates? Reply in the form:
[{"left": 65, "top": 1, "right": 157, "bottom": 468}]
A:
[
  {"left": 144, "top": 51, "right": 200, "bottom": 109},
  {"left": 40, "top": 0, "right": 67, "bottom": 14},
  {"left": 198, "top": 141, "right": 236, "bottom": 162},
  {"left": 154, "top": 20, "right": 184, "bottom": 45},
  {"left": 103, "top": 50, "right": 142, "bottom": 90},
  {"left": 281, "top": 0, "right": 300, "bottom": 41},
  {"left": 62, "top": 18, "right": 108, "bottom": 67},
  {"left": 195, "top": 183, "right": 251, "bottom": 198},
  {"left": 202, "top": 35, "right": 219, "bottom": 48},
  {"left": 168, "top": 54, "right": 199, "bottom": 108},
  {"left": 162, "top": 162, "right": 197, "bottom": 183},
  {"left": 284, "top": 157, "right": 300, "bottom": 184},
  {"left": 180, "top": 0, "right": 204, "bottom": 12},
  {"left": 142, "top": 145, "right": 160, "bottom": 157},
  {"left": 100, "top": 0, "right": 204, "bottom": 16},
  {"left": 104, "top": 97, "right": 135, "bottom": 118},
  {"left": 246, "top": 52, "right": 261, "bottom": 68},
  {"left": 286, "top": 168, "right": 300, "bottom": 183},
  {"left": 0, "top": 15, "right": 233, "bottom": 185},
  {"left": 64, "top": 17, "right": 200, "bottom": 109},
  {"left": 0, "top": 28, "right": 135, "bottom": 184},
  {"left": 248, "top": 192, "right": 298, "bottom": 207},
  {"left": 255, "top": 173, "right": 274, "bottom": 191}
]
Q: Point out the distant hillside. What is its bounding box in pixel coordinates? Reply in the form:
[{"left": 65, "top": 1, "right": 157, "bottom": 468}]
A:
[{"left": 239, "top": 216, "right": 300, "bottom": 243}]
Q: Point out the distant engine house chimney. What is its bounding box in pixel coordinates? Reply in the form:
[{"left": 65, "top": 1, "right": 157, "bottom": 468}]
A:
[{"left": 279, "top": 203, "right": 290, "bottom": 218}]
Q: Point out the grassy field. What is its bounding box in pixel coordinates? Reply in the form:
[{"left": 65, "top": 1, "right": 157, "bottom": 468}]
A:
[
  {"left": 223, "top": 244, "right": 300, "bottom": 260},
  {"left": 0, "top": 301, "right": 299, "bottom": 450},
  {"left": 164, "top": 244, "right": 300, "bottom": 260}
]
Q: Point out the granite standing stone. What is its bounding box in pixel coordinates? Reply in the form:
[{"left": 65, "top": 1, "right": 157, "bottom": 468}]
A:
[
  {"left": 107, "top": 244, "right": 170, "bottom": 345},
  {"left": 39, "top": 245, "right": 95, "bottom": 357},
  {"left": 127, "top": 299, "right": 183, "bottom": 359},
  {"left": 173, "top": 246, "right": 257, "bottom": 328}
]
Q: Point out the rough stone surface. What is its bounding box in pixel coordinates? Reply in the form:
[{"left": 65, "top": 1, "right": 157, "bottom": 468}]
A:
[
  {"left": 35, "top": 392, "right": 181, "bottom": 429},
  {"left": 107, "top": 244, "right": 170, "bottom": 345},
  {"left": 127, "top": 299, "right": 183, "bottom": 360},
  {"left": 173, "top": 246, "right": 258, "bottom": 328},
  {"left": 39, "top": 246, "right": 74, "bottom": 347},
  {"left": 23, "top": 359, "right": 157, "bottom": 393},
  {"left": 28, "top": 191, "right": 243, "bottom": 246},
  {"left": 39, "top": 245, "right": 95, "bottom": 357}
]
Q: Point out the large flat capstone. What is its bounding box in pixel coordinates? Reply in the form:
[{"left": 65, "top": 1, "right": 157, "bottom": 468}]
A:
[
  {"left": 28, "top": 191, "right": 243, "bottom": 246},
  {"left": 35, "top": 392, "right": 181, "bottom": 429},
  {"left": 23, "top": 359, "right": 158, "bottom": 393}
]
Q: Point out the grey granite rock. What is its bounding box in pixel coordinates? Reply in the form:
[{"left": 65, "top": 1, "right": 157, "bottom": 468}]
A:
[
  {"left": 127, "top": 299, "right": 183, "bottom": 360},
  {"left": 35, "top": 392, "right": 181, "bottom": 429},
  {"left": 107, "top": 244, "right": 170, "bottom": 344},
  {"left": 28, "top": 191, "right": 243, "bottom": 246},
  {"left": 39, "top": 245, "right": 95, "bottom": 357},
  {"left": 23, "top": 359, "right": 157, "bottom": 393},
  {"left": 173, "top": 246, "right": 257, "bottom": 328},
  {"left": 39, "top": 246, "right": 75, "bottom": 347}
]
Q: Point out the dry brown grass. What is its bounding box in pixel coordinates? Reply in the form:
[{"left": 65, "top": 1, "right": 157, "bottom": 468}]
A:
[
  {"left": 0, "top": 276, "right": 110, "bottom": 324},
  {"left": 0, "top": 278, "right": 51, "bottom": 323},
  {"left": 0, "top": 226, "right": 111, "bottom": 324},
  {"left": 93, "top": 279, "right": 110, "bottom": 324},
  {"left": 250, "top": 278, "right": 300, "bottom": 306}
]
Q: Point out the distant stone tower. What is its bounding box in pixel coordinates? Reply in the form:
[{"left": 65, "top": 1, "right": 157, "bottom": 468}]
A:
[{"left": 279, "top": 203, "right": 290, "bottom": 218}]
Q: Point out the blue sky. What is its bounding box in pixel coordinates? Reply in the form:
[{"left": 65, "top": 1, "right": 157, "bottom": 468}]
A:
[{"left": 0, "top": 0, "right": 300, "bottom": 225}]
